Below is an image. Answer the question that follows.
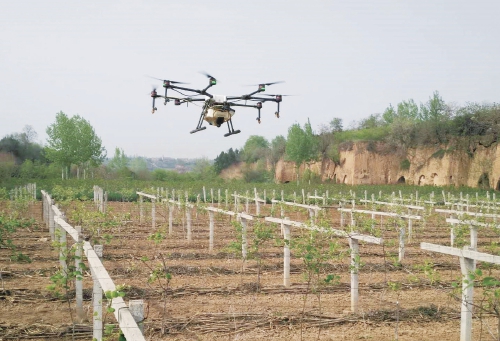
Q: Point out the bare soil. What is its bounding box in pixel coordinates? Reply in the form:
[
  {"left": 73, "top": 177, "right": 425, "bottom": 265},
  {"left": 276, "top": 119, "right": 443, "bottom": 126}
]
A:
[{"left": 1, "top": 200, "right": 500, "bottom": 340}]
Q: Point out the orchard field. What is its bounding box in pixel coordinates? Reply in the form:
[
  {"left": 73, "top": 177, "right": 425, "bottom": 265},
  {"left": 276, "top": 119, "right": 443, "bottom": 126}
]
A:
[{"left": 2, "top": 183, "right": 500, "bottom": 340}]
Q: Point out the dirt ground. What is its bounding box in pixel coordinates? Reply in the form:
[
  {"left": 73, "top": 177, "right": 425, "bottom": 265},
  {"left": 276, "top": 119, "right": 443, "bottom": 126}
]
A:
[{"left": 2, "top": 199, "right": 500, "bottom": 340}]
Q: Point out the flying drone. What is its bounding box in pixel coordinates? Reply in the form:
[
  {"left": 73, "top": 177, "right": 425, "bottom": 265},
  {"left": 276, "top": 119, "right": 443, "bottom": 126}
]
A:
[{"left": 149, "top": 73, "right": 287, "bottom": 137}]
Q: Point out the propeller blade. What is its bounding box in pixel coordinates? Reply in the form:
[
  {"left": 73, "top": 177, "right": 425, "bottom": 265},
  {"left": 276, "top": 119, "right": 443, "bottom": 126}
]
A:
[
  {"left": 263, "top": 81, "right": 284, "bottom": 86},
  {"left": 262, "top": 94, "right": 294, "bottom": 97},
  {"left": 247, "top": 81, "right": 285, "bottom": 86},
  {"left": 199, "top": 71, "right": 217, "bottom": 79},
  {"left": 146, "top": 75, "right": 189, "bottom": 84}
]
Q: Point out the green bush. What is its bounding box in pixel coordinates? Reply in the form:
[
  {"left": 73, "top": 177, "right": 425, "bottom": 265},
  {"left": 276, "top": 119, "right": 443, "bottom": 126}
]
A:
[
  {"left": 400, "top": 159, "right": 411, "bottom": 170},
  {"left": 431, "top": 149, "right": 446, "bottom": 159}
]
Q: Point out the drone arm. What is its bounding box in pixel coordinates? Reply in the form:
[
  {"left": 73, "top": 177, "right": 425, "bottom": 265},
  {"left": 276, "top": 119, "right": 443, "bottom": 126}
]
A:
[
  {"left": 227, "top": 103, "right": 259, "bottom": 108},
  {"left": 200, "top": 84, "right": 215, "bottom": 96},
  {"left": 168, "top": 85, "right": 214, "bottom": 99},
  {"left": 226, "top": 103, "right": 262, "bottom": 123}
]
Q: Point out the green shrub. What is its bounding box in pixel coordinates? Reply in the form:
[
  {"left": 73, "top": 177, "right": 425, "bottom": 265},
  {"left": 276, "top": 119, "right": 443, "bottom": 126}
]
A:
[
  {"left": 400, "top": 159, "right": 411, "bottom": 170},
  {"left": 431, "top": 149, "right": 446, "bottom": 159}
]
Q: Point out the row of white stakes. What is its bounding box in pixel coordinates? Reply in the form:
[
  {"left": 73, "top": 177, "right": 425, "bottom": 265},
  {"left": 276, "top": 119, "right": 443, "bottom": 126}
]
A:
[
  {"left": 435, "top": 208, "right": 500, "bottom": 247},
  {"left": 93, "top": 185, "right": 107, "bottom": 213},
  {"left": 10, "top": 183, "right": 36, "bottom": 201},
  {"left": 150, "top": 196, "right": 382, "bottom": 315},
  {"left": 41, "top": 190, "right": 145, "bottom": 341},
  {"left": 75, "top": 188, "right": 500, "bottom": 341}
]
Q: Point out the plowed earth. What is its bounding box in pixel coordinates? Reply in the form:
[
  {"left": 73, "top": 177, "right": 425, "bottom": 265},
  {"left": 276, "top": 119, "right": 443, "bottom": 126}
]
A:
[{"left": 1, "top": 200, "right": 500, "bottom": 340}]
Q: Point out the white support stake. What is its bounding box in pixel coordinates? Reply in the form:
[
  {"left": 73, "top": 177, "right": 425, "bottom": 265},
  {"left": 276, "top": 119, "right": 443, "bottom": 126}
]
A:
[
  {"left": 152, "top": 199, "right": 156, "bottom": 229},
  {"left": 209, "top": 211, "right": 214, "bottom": 251},
  {"left": 58, "top": 221, "right": 67, "bottom": 272},
  {"left": 399, "top": 227, "right": 405, "bottom": 262},
  {"left": 139, "top": 195, "right": 143, "bottom": 225},
  {"left": 349, "top": 238, "right": 359, "bottom": 313},
  {"left": 245, "top": 191, "right": 249, "bottom": 213},
  {"left": 460, "top": 256, "right": 475, "bottom": 341},
  {"left": 241, "top": 217, "right": 248, "bottom": 260},
  {"left": 93, "top": 245, "right": 104, "bottom": 341},
  {"left": 168, "top": 204, "right": 173, "bottom": 234},
  {"left": 129, "top": 300, "right": 144, "bottom": 334},
  {"left": 254, "top": 188, "right": 260, "bottom": 216},
  {"left": 283, "top": 223, "right": 291, "bottom": 287},
  {"left": 186, "top": 207, "right": 192, "bottom": 241},
  {"left": 75, "top": 226, "right": 84, "bottom": 323}
]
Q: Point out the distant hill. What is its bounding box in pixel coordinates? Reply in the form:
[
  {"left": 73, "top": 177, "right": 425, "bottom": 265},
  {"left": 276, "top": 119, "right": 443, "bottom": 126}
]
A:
[
  {"left": 104, "top": 156, "right": 204, "bottom": 173},
  {"left": 142, "top": 156, "right": 201, "bottom": 172}
]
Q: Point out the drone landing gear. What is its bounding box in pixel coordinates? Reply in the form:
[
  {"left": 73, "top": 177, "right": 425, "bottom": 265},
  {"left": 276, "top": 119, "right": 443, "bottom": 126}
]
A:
[
  {"left": 190, "top": 126, "right": 207, "bottom": 134},
  {"left": 224, "top": 119, "right": 240, "bottom": 137},
  {"left": 190, "top": 108, "right": 208, "bottom": 134}
]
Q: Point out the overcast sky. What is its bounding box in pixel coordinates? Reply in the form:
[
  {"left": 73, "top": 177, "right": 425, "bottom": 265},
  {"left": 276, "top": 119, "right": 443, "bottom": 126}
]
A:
[{"left": 1, "top": 1, "right": 499, "bottom": 159}]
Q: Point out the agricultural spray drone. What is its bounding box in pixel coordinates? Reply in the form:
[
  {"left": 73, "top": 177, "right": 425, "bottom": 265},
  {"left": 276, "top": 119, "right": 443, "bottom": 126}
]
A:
[{"left": 149, "top": 72, "right": 287, "bottom": 137}]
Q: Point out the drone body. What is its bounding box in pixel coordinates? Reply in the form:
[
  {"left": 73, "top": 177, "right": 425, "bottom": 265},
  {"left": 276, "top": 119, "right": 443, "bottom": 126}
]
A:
[{"left": 149, "top": 73, "right": 285, "bottom": 137}]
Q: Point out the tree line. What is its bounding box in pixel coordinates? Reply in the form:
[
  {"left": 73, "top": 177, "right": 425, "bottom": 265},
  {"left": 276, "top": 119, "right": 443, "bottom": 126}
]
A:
[
  {"left": 213, "top": 91, "right": 500, "bottom": 182},
  {"left": 1, "top": 92, "right": 499, "bottom": 185},
  {"left": 0, "top": 111, "right": 218, "bottom": 184}
]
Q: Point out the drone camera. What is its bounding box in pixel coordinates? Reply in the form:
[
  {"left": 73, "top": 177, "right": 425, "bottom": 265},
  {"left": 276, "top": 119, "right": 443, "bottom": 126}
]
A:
[{"left": 216, "top": 116, "right": 225, "bottom": 127}]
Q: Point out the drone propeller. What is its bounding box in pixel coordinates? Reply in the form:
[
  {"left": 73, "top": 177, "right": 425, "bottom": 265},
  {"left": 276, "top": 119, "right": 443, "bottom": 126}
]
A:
[
  {"left": 199, "top": 71, "right": 218, "bottom": 86},
  {"left": 146, "top": 75, "right": 189, "bottom": 84},
  {"left": 262, "top": 94, "right": 293, "bottom": 97},
  {"left": 249, "top": 81, "right": 284, "bottom": 86},
  {"left": 200, "top": 71, "right": 217, "bottom": 79},
  {"left": 254, "top": 81, "right": 285, "bottom": 86}
]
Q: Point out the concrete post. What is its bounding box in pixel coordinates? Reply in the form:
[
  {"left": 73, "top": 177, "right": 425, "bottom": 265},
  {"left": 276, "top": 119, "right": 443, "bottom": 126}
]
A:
[
  {"left": 209, "top": 211, "right": 214, "bottom": 251},
  {"left": 93, "top": 245, "right": 104, "bottom": 341},
  {"left": 283, "top": 223, "right": 291, "bottom": 287},
  {"left": 75, "top": 226, "right": 85, "bottom": 323},
  {"left": 129, "top": 300, "right": 144, "bottom": 334}
]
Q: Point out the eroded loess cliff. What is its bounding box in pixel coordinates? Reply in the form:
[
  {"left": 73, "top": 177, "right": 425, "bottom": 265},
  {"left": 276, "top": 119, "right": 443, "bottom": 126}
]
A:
[{"left": 274, "top": 142, "right": 500, "bottom": 189}]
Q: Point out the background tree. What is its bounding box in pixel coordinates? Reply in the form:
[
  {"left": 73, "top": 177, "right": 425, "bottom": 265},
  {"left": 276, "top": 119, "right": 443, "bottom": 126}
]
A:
[
  {"left": 0, "top": 125, "right": 44, "bottom": 163},
  {"left": 317, "top": 125, "right": 334, "bottom": 158},
  {"left": 329, "top": 118, "right": 343, "bottom": 132},
  {"left": 45, "top": 112, "right": 106, "bottom": 179},
  {"left": 396, "top": 99, "right": 419, "bottom": 121},
  {"left": 382, "top": 104, "right": 396, "bottom": 125},
  {"left": 74, "top": 116, "right": 106, "bottom": 174},
  {"left": 285, "top": 119, "right": 318, "bottom": 183},
  {"left": 213, "top": 148, "right": 240, "bottom": 173},
  {"left": 269, "top": 135, "right": 286, "bottom": 176},
  {"left": 419, "top": 91, "right": 446, "bottom": 121},
  {"left": 191, "top": 158, "right": 217, "bottom": 181},
  {"left": 358, "top": 113, "right": 384, "bottom": 129},
  {"left": 129, "top": 157, "right": 149, "bottom": 180},
  {"left": 241, "top": 135, "right": 269, "bottom": 163},
  {"left": 107, "top": 147, "right": 131, "bottom": 178}
]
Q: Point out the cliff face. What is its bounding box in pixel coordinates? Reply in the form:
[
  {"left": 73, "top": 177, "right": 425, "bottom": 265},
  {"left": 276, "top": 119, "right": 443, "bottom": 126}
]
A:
[{"left": 273, "top": 142, "right": 500, "bottom": 189}]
